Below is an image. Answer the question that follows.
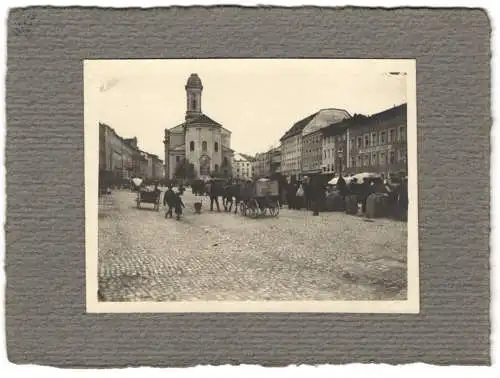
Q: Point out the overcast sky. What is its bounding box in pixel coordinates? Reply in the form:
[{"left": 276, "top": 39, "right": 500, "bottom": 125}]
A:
[{"left": 86, "top": 59, "right": 409, "bottom": 158}]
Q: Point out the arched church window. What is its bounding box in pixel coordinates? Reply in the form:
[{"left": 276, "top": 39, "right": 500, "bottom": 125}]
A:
[
  {"left": 214, "top": 142, "right": 219, "bottom": 152},
  {"left": 202, "top": 141, "right": 207, "bottom": 152},
  {"left": 190, "top": 141, "right": 195, "bottom": 151}
]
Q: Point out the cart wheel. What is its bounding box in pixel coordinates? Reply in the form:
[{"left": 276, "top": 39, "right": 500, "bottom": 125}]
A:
[{"left": 269, "top": 205, "right": 279, "bottom": 217}]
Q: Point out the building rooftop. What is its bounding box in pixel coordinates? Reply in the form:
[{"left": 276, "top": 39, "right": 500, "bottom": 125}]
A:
[
  {"left": 301, "top": 108, "right": 351, "bottom": 136},
  {"left": 279, "top": 112, "right": 319, "bottom": 141},
  {"left": 186, "top": 73, "right": 203, "bottom": 89}
]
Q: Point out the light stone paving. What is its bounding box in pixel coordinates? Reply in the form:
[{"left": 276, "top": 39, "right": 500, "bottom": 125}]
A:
[{"left": 98, "top": 189, "right": 407, "bottom": 302}]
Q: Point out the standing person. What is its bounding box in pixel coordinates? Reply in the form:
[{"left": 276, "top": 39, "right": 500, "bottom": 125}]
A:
[
  {"left": 163, "top": 185, "right": 176, "bottom": 219},
  {"left": 303, "top": 177, "right": 312, "bottom": 210},
  {"left": 336, "top": 174, "right": 348, "bottom": 200},
  {"left": 295, "top": 181, "right": 305, "bottom": 210},
  {"left": 174, "top": 189, "right": 185, "bottom": 221},
  {"left": 209, "top": 179, "right": 221, "bottom": 212},
  {"left": 286, "top": 180, "right": 295, "bottom": 210},
  {"left": 398, "top": 176, "right": 409, "bottom": 219}
]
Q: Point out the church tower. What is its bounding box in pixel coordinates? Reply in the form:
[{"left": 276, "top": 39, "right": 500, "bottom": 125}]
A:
[{"left": 185, "top": 73, "right": 203, "bottom": 122}]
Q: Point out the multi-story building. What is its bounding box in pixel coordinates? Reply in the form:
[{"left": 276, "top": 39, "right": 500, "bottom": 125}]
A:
[
  {"left": 301, "top": 129, "right": 323, "bottom": 175},
  {"left": 151, "top": 155, "right": 165, "bottom": 180},
  {"left": 99, "top": 123, "right": 163, "bottom": 183},
  {"left": 253, "top": 151, "right": 270, "bottom": 178},
  {"left": 99, "top": 123, "right": 140, "bottom": 181},
  {"left": 346, "top": 103, "right": 407, "bottom": 175},
  {"left": 232, "top": 153, "right": 255, "bottom": 180},
  {"left": 321, "top": 119, "right": 355, "bottom": 175},
  {"left": 252, "top": 147, "right": 281, "bottom": 179},
  {"left": 279, "top": 113, "right": 317, "bottom": 179},
  {"left": 300, "top": 108, "right": 351, "bottom": 177},
  {"left": 269, "top": 147, "right": 281, "bottom": 176}
]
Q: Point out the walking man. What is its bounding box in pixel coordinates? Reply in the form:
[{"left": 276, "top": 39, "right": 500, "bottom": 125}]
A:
[
  {"left": 174, "top": 189, "right": 185, "bottom": 220},
  {"left": 209, "top": 179, "right": 221, "bottom": 212},
  {"left": 163, "top": 185, "right": 176, "bottom": 218}
]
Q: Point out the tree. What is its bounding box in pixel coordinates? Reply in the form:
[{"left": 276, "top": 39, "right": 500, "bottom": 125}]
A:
[{"left": 174, "top": 158, "right": 196, "bottom": 181}]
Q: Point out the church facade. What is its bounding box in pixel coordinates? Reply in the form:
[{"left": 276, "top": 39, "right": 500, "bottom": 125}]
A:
[{"left": 164, "top": 73, "right": 233, "bottom": 180}]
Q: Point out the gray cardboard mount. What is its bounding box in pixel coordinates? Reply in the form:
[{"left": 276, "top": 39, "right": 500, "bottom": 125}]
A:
[{"left": 5, "top": 7, "right": 491, "bottom": 366}]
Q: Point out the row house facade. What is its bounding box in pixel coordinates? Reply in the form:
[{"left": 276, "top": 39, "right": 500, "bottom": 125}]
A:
[
  {"left": 346, "top": 103, "right": 407, "bottom": 175},
  {"left": 252, "top": 147, "right": 282, "bottom": 179},
  {"left": 280, "top": 108, "right": 351, "bottom": 179},
  {"left": 232, "top": 153, "right": 255, "bottom": 180},
  {"left": 269, "top": 147, "right": 281, "bottom": 175},
  {"left": 301, "top": 129, "right": 323, "bottom": 174},
  {"left": 99, "top": 123, "right": 164, "bottom": 184},
  {"left": 253, "top": 151, "right": 271, "bottom": 178},
  {"left": 321, "top": 123, "right": 348, "bottom": 175},
  {"left": 301, "top": 108, "right": 351, "bottom": 176}
]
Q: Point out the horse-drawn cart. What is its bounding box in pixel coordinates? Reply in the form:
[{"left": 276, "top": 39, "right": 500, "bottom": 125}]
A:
[
  {"left": 136, "top": 189, "right": 161, "bottom": 211},
  {"left": 239, "top": 179, "right": 280, "bottom": 217}
]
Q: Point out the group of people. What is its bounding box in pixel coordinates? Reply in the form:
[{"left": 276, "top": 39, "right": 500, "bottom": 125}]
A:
[
  {"left": 162, "top": 184, "right": 186, "bottom": 220},
  {"left": 157, "top": 172, "right": 409, "bottom": 220},
  {"left": 284, "top": 173, "right": 409, "bottom": 217}
]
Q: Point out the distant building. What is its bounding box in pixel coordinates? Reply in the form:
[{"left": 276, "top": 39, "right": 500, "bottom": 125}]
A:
[
  {"left": 300, "top": 108, "right": 351, "bottom": 176},
  {"left": 320, "top": 117, "right": 365, "bottom": 175},
  {"left": 253, "top": 151, "right": 270, "bottom": 178},
  {"left": 251, "top": 147, "right": 281, "bottom": 179},
  {"left": 346, "top": 103, "right": 407, "bottom": 175},
  {"left": 164, "top": 73, "right": 233, "bottom": 180},
  {"left": 269, "top": 147, "right": 281, "bottom": 175},
  {"left": 280, "top": 108, "right": 350, "bottom": 179},
  {"left": 99, "top": 123, "right": 163, "bottom": 184},
  {"left": 279, "top": 113, "right": 316, "bottom": 179},
  {"left": 232, "top": 153, "right": 255, "bottom": 180}
]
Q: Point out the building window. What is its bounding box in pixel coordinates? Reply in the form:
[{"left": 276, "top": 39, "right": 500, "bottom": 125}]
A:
[
  {"left": 202, "top": 141, "right": 207, "bottom": 152},
  {"left": 364, "top": 154, "right": 369, "bottom": 166},
  {"left": 189, "top": 141, "right": 195, "bottom": 151},
  {"left": 390, "top": 151, "right": 396, "bottom": 164},
  {"left": 357, "top": 137, "right": 362, "bottom": 148},
  {"left": 351, "top": 157, "right": 356, "bottom": 168},
  {"left": 380, "top": 131, "right": 386, "bottom": 145},
  {"left": 372, "top": 153, "right": 377, "bottom": 165},
  {"left": 350, "top": 138, "right": 355, "bottom": 150},
  {"left": 214, "top": 142, "right": 219, "bottom": 152},
  {"left": 357, "top": 156, "right": 362, "bottom": 167},
  {"left": 389, "top": 129, "right": 396, "bottom": 143},
  {"left": 214, "top": 164, "right": 219, "bottom": 172},
  {"left": 371, "top": 132, "right": 377, "bottom": 146},
  {"left": 364, "top": 135, "right": 369, "bottom": 147},
  {"left": 324, "top": 151, "right": 327, "bottom": 159},
  {"left": 380, "top": 152, "right": 386, "bottom": 165},
  {"left": 399, "top": 126, "right": 406, "bottom": 142}
]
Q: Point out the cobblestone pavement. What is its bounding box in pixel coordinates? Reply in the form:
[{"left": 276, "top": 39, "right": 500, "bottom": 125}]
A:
[{"left": 98, "top": 189, "right": 407, "bottom": 302}]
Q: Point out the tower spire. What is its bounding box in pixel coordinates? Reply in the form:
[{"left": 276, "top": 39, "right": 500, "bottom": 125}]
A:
[{"left": 185, "top": 73, "right": 203, "bottom": 121}]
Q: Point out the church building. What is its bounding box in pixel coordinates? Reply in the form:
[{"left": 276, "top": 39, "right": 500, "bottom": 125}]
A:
[{"left": 164, "top": 73, "right": 233, "bottom": 180}]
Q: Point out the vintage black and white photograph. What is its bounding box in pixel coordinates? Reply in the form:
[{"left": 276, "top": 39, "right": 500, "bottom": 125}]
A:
[{"left": 85, "top": 59, "right": 418, "bottom": 312}]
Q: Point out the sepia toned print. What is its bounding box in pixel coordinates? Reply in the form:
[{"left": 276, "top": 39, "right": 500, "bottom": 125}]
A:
[{"left": 85, "top": 59, "right": 418, "bottom": 313}]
